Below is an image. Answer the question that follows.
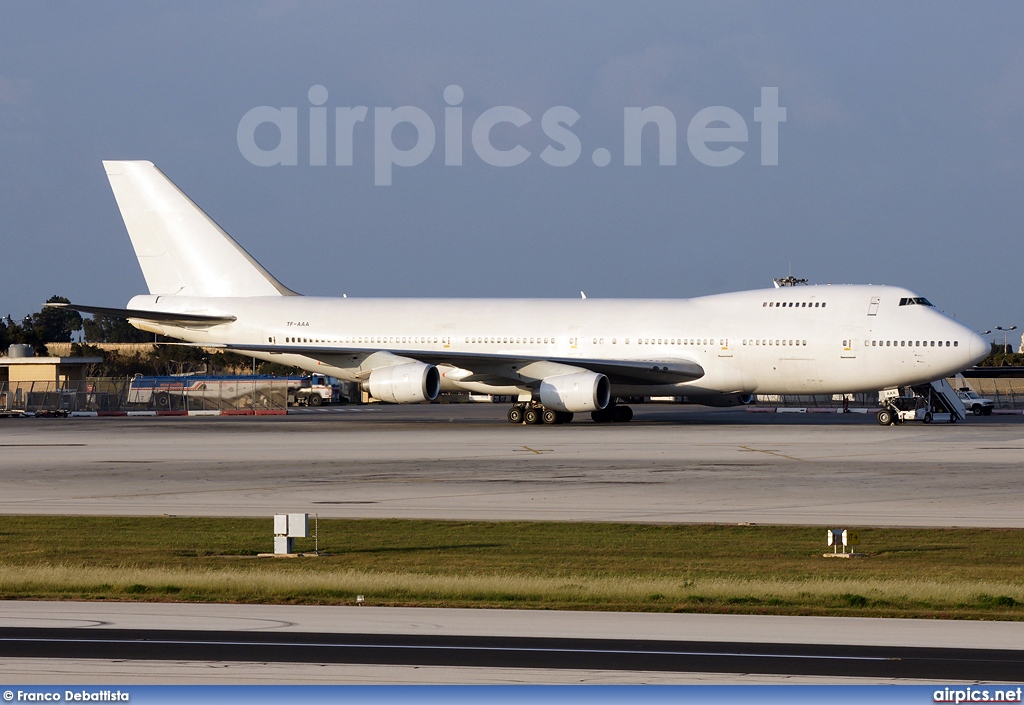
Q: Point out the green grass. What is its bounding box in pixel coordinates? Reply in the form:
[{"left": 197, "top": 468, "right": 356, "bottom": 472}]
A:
[{"left": 1, "top": 517, "right": 1022, "bottom": 619}]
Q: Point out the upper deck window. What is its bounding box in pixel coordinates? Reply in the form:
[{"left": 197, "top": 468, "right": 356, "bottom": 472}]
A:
[{"left": 899, "top": 297, "right": 934, "bottom": 307}]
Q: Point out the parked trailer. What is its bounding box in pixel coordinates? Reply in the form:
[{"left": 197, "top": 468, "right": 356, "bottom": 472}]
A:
[{"left": 128, "top": 374, "right": 340, "bottom": 409}]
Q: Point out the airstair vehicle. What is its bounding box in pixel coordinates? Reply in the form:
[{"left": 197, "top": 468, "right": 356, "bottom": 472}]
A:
[{"left": 876, "top": 379, "right": 967, "bottom": 426}]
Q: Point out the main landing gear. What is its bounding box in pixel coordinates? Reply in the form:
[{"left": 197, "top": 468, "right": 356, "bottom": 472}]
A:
[
  {"left": 590, "top": 405, "right": 633, "bottom": 423},
  {"left": 507, "top": 402, "right": 573, "bottom": 425},
  {"left": 506, "top": 402, "right": 634, "bottom": 425}
]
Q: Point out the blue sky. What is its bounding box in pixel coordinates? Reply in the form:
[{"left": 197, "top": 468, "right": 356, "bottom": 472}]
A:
[{"left": 2, "top": 2, "right": 1023, "bottom": 345}]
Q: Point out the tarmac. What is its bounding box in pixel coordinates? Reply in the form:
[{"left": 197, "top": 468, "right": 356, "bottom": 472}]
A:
[
  {"left": 3, "top": 404, "right": 1023, "bottom": 685},
  {"left": 4, "top": 601, "right": 1022, "bottom": 684},
  {"left": 1, "top": 404, "right": 1023, "bottom": 526}
]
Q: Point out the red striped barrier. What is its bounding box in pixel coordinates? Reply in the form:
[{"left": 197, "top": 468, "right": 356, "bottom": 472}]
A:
[{"left": 65, "top": 409, "right": 290, "bottom": 418}]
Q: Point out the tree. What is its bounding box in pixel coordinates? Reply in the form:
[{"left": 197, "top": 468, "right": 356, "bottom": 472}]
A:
[
  {"left": 83, "top": 315, "right": 152, "bottom": 343},
  {"left": 30, "top": 296, "right": 82, "bottom": 343},
  {"left": 978, "top": 342, "right": 1024, "bottom": 367}
]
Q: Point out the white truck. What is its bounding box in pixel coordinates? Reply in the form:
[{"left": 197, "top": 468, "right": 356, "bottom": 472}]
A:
[
  {"left": 292, "top": 374, "right": 341, "bottom": 406},
  {"left": 956, "top": 388, "right": 994, "bottom": 416}
]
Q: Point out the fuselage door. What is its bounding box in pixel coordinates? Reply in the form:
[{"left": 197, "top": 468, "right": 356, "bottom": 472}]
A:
[
  {"left": 568, "top": 326, "right": 582, "bottom": 356},
  {"left": 263, "top": 328, "right": 279, "bottom": 352},
  {"left": 867, "top": 297, "right": 880, "bottom": 316},
  {"left": 840, "top": 328, "right": 858, "bottom": 359}
]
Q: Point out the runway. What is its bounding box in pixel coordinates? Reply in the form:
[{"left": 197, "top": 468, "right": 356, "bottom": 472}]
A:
[
  {"left": 1, "top": 405, "right": 1023, "bottom": 526},
  {"left": 3, "top": 602, "right": 1024, "bottom": 684},
  {"left": 6, "top": 627, "right": 1023, "bottom": 680}
]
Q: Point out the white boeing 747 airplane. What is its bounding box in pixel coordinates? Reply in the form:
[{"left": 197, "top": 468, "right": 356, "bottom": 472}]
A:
[{"left": 53, "top": 161, "right": 989, "bottom": 424}]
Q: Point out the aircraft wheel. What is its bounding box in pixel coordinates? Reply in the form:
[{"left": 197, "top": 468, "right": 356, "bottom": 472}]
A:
[
  {"left": 524, "top": 407, "right": 542, "bottom": 425},
  {"left": 542, "top": 409, "right": 559, "bottom": 425},
  {"left": 507, "top": 407, "right": 523, "bottom": 424},
  {"left": 611, "top": 405, "right": 633, "bottom": 422},
  {"left": 923, "top": 411, "right": 933, "bottom": 424},
  {"left": 591, "top": 409, "right": 611, "bottom": 423},
  {"left": 556, "top": 411, "right": 574, "bottom": 424},
  {"left": 876, "top": 409, "right": 892, "bottom": 426},
  {"left": 308, "top": 394, "right": 322, "bottom": 407}
]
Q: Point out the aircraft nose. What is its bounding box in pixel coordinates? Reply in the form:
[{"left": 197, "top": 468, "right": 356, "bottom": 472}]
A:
[{"left": 968, "top": 331, "right": 989, "bottom": 366}]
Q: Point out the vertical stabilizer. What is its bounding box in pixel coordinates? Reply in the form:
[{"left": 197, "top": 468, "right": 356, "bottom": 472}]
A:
[{"left": 103, "top": 161, "right": 297, "bottom": 297}]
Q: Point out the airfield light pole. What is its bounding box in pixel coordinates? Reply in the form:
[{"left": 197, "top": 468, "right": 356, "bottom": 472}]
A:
[{"left": 994, "top": 325, "right": 1017, "bottom": 354}]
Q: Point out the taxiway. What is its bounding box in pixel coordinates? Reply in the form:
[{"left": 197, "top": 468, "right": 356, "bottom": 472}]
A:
[{"left": 1, "top": 405, "right": 1022, "bottom": 526}]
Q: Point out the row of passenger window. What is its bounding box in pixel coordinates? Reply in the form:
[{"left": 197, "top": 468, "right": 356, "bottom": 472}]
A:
[
  {"left": 617, "top": 338, "right": 719, "bottom": 346},
  {"left": 763, "top": 301, "right": 826, "bottom": 308},
  {"left": 743, "top": 339, "right": 807, "bottom": 346},
  {"left": 285, "top": 336, "right": 440, "bottom": 345},
  {"left": 865, "top": 340, "right": 957, "bottom": 348},
  {"left": 281, "top": 335, "right": 730, "bottom": 347},
  {"left": 467, "top": 337, "right": 720, "bottom": 346},
  {"left": 467, "top": 336, "right": 556, "bottom": 344},
  {"left": 276, "top": 334, "right": 960, "bottom": 352}
]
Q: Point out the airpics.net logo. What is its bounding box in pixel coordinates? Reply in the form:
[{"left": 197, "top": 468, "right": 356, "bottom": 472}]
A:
[{"left": 237, "top": 85, "right": 786, "bottom": 185}]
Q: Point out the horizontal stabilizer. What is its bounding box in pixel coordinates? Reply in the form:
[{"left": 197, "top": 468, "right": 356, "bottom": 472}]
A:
[{"left": 45, "top": 302, "right": 236, "bottom": 326}]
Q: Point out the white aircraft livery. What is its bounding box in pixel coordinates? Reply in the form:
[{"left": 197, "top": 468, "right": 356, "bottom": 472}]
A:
[{"left": 54, "top": 160, "right": 990, "bottom": 424}]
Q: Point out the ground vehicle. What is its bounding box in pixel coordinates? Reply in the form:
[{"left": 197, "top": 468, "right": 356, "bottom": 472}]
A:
[
  {"left": 956, "top": 388, "right": 994, "bottom": 416},
  {"left": 293, "top": 374, "right": 341, "bottom": 406},
  {"left": 128, "top": 374, "right": 340, "bottom": 408},
  {"left": 877, "top": 395, "right": 955, "bottom": 425},
  {"left": 876, "top": 380, "right": 966, "bottom": 426}
]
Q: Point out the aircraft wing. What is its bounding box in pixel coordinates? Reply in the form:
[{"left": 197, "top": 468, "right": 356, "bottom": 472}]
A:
[
  {"left": 45, "top": 303, "right": 236, "bottom": 326},
  {"left": 215, "top": 342, "right": 705, "bottom": 385}
]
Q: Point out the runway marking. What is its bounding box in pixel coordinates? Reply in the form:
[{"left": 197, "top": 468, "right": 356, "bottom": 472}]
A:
[
  {"left": 738, "top": 446, "right": 805, "bottom": 462},
  {"left": 0, "top": 636, "right": 897, "bottom": 662},
  {"left": 0, "top": 444, "right": 87, "bottom": 447},
  {"left": 514, "top": 446, "right": 553, "bottom": 455},
  {"left": 312, "top": 501, "right": 379, "bottom": 505}
]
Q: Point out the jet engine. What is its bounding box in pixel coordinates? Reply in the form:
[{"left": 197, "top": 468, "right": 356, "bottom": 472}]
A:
[
  {"left": 539, "top": 371, "right": 611, "bottom": 413},
  {"left": 368, "top": 362, "right": 440, "bottom": 403}
]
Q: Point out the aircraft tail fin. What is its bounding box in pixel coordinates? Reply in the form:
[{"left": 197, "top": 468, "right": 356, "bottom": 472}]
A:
[{"left": 102, "top": 161, "right": 297, "bottom": 297}]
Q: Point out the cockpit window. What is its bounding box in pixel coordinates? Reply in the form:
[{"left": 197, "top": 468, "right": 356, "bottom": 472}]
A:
[{"left": 899, "top": 297, "right": 934, "bottom": 307}]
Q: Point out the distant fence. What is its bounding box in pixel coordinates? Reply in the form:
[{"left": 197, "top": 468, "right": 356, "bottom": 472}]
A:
[
  {"left": 5, "top": 375, "right": 1023, "bottom": 415},
  {"left": 753, "top": 392, "right": 878, "bottom": 408},
  {"left": 756, "top": 378, "right": 1024, "bottom": 410},
  {"left": 0, "top": 378, "right": 290, "bottom": 415}
]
